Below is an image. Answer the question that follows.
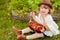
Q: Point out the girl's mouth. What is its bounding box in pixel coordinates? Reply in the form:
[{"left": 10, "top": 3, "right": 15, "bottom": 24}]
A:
[{"left": 41, "top": 11, "right": 46, "bottom": 13}]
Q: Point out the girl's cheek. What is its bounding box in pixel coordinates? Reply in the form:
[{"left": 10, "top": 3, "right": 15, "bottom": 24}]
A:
[
  {"left": 40, "top": 9, "right": 47, "bottom": 13},
  {"left": 40, "top": 9, "right": 49, "bottom": 14},
  {"left": 46, "top": 9, "right": 49, "bottom": 13}
]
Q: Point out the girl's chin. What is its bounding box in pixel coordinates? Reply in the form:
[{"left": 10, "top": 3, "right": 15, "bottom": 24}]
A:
[
  {"left": 41, "top": 13, "right": 47, "bottom": 15},
  {"left": 40, "top": 12, "right": 48, "bottom": 15}
]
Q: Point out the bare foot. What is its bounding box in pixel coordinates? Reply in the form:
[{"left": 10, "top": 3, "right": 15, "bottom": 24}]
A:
[
  {"left": 17, "top": 35, "right": 26, "bottom": 40},
  {"left": 12, "top": 26, "right": 22, "bottom": 35},
  {"left": 17, "top": 35, "right": 21, "bottom": 40}
]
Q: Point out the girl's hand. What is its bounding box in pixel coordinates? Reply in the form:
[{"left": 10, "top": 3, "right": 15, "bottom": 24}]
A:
[{"left": 30, "top": 11, "right": 35, "bottom": 17}]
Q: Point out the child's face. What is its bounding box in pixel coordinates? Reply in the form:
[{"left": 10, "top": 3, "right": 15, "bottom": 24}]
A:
[{"left": 39, "top": 5, "right": 50, "bottom": 15}]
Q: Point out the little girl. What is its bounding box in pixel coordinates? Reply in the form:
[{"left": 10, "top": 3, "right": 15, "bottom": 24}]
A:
[{"left": 12, "top": 0, "right": 60, "bottom": 40}]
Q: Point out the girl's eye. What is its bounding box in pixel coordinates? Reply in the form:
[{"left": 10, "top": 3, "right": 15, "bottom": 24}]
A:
[
  {"left": 41, "top": 7, "right": 48, "bottom": 9},
  {"left": 44, "top": 7, "right": 48, "bottom": 9}
]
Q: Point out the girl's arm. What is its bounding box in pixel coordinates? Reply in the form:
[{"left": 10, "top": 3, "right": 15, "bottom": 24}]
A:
[
  {"left": 42, "top": 15, "right": 50, "bottom": 31},
  {"left": 29, "top": 11, "right": 37, "bottom": 22},
  {"left": 42, "top": 15, "right": 59, "bottom": 32},
  {"left": 43, "top": 21, "right": 50, "bottom": 31}
]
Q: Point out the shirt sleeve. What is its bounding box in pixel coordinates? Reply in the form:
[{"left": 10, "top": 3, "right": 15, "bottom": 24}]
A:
[
  {"left": 33, "top": 15, "right": 42, "bottom": 24},
  {"left": 46, "top": 15, "right": 59, "bottom": 35}
]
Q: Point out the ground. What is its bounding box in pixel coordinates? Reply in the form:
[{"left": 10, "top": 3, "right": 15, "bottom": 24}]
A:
[{"left": 0, "top": 10, "right": 60, "bottom": 40}]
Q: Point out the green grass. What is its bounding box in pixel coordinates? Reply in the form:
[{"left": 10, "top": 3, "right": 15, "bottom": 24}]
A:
[{"left": 0, "top": 10, "right": 60, "bottom": 40}]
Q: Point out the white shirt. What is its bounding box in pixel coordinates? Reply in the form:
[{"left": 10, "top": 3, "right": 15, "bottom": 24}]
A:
[{"left": 33, "top": 13, "right": 59, "bottom": 37}]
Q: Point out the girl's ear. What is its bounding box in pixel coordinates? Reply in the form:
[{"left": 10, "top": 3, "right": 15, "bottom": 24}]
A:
[
  {"left": 50, "top": 8, "right": 54, "bottom": 15},
  {"left": 38, "top": 7, "right": 40, "bottom": 11},
  {"left": 48, "top": 8, "right": 54, "bottom": 15}
]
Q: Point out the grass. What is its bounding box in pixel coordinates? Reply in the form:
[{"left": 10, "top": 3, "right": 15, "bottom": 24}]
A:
[{"left": 0, "top": 10, "right": 60, "bottom": 40}]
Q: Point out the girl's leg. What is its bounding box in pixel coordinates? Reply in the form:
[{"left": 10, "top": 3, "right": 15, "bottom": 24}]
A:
[
  {"left": 22, "top": 27, "right": 33, "bottom": 34},
  {"left": 17, "top": 33, "right": 44, "bottom": 40},
  {"left": 12, "top": 26, "right": 33, "bottom": 35},
  {"left": 26, "top": 33, "right": 44, "bottom": 39}
]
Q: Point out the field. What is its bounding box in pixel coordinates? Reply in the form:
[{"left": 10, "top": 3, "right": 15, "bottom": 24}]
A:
[{"left": 0, "top": 10, "right": 60, "bottom": 40}]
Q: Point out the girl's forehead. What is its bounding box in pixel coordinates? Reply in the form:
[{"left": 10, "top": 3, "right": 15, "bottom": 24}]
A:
[{"left": 40, "top": 5, "right": 49, "bottom": 8}]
